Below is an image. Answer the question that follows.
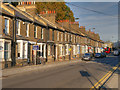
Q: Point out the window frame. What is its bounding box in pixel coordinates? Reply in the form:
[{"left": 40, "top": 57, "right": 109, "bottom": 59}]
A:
[
  {"left": 34, "top": 26, "right": 37, "bottom": 38},
  {"left": 57, "top": 31, "right": 59, "bottom": 41},
  {"left": 41, "top": 27, "right": 44, "bottom": 39},
  {"left": 26, "top": 23, "right": 29, "bottom": 37},
  {"left": 4, "top": 18, "right": 9, "bottom": 34}
]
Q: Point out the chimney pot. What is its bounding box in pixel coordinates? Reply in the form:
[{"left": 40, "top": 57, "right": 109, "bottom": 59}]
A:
[
  {"left": 52, "top": 11, "right": 53, "bottom": 13},
  {"left": 22, "top": 2, "right": 24, "bottom": 5}
]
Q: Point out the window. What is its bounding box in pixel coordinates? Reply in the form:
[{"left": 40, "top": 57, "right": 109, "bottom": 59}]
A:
[
  {"left": 52, "top": 30, "right": 54, "bottom": 41},
  {"left": 48, "top": 29, "right": 50, "bottom": 40},
  {"left": 16, "top": 20, "right": 20, "bottom": 35},
  {"left": 76, "top": 36, "right": 77, "bottom": 43},
  {"left": 57, "top": 31, "right": 59, "bottom": 41},
  {"left": 5, "top": 18, "right": 9, "bottom": 34},
  {"left": 48, "top": 45, "right": 50, "bottom": 56},
  {"left": 77, "top": 45, "right": 80, "bottom": 54},
  {"left": 26, "top": 23, "right": 29, "bottom": 37},
  {"left": 23, "top": 43, "right": 25, "bottom": 58},
  {"left": 17, "top": 43, "right": 21, "bottom": 58},
  {"left": 4, "top": 42, "right": 10, "bottom": 60},
  {"left": 71, "top": 35, "right": 72, "bottom": 41},
  {"left": 61, "top": 33, "right": 63, "bottom": 41},
  {"left": 59, "top": 46, "right": 62, "bottom": 56},
  {"left": 23, "top": 43, "right": 28, "bottom": 59},
  {"left": 65, "top": 33, "right": 67, "bottom": 41},
  {"left": 41, "top": 28, "right": 44, "bottom": 39},
  {"left": 65, "top": 44, "right": 69, "bottom": 55},
  {"left": 73, "top": 45, "right": 76, "bottom": 55},
  {"left": 68, "top": 34, "right": 70, "bottom": 41},
  {"left": 34, "top": 26, "right": 37, "bottom": 38},
  {"left": 0, "top": 41, "right": 3, "bottom": 60}
]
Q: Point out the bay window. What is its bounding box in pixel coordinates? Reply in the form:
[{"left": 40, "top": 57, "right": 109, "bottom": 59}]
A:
[
  {"left": 0, "top": 39, "right": 11, "bottom": 61},
  {"left": 17, "top": 43, "right": 21, "bottom": 58},
  {"left": 17, "top": 40, "right": 28, "bottom": 59}
]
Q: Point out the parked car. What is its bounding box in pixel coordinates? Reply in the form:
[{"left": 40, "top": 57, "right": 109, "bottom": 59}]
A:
[
  {"left": 82, "top": 53, "right": 93, "bottom": 61},
  {"left": 95, "top": 53, "right": 102, "bottom": 58},
  {"left": 101, "top": 52, "right": 106, "bottom": 57},
  {"left": 113, "top": 50, "right": 119, "bottom": 56}
]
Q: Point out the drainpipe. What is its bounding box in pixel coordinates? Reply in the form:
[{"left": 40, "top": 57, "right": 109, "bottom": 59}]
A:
[{"left": 12, "top": 17, "right": 16, "bottom": 66}]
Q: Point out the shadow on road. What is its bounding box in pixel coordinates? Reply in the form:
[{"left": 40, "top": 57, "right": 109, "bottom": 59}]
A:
[
  {"left": 79, "top": 70, "right": 95, "bottom": 87},
  {"left": 92, "top": 55, "right": 119, "bottom": 67}
]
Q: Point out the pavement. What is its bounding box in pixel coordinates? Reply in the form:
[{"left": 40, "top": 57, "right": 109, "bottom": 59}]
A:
[
  {"left": 104, "top": 67, "right": 120, "bottom": 89},
  {"left": 1, "top": 59, "right": 82, "bottom": 78}
]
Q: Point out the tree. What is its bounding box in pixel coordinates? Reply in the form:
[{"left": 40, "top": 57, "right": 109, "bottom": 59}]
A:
[{"left": 35, "top": 2, "right": 75, "bottom": 22}]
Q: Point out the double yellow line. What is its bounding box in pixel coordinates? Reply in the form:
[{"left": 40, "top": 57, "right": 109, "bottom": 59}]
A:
[{"left": 90, "top": 63, "right": 119, "bottom": 89}]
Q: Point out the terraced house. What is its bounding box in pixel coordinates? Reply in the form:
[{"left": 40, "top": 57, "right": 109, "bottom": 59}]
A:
[{"left": 0, "top": 2, "right": 104, "bottom": 69}]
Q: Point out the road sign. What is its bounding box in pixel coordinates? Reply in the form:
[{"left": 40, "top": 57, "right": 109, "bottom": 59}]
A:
[
  {"left": 69, "top": 48, "right": 71, "bottom": 51},
  {"left": 33, "top": 45, "right": 39, "bottom": 50}
]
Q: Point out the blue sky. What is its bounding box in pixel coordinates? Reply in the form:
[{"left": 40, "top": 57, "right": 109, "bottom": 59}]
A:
[{"left": 65, "top": 2, "right": 118, "bottom": 42}]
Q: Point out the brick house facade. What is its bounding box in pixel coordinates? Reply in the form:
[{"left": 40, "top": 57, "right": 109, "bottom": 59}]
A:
[{"left": 0, "top": 2, "right": 104, "bottom": 69}]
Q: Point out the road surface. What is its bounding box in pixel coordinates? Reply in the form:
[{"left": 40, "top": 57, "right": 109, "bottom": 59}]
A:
[{"left": 2, "top": 55, "right": 119, "bottom": 89}]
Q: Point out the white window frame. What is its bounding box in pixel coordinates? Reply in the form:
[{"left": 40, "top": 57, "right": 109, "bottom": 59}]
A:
[
  {"left": 73, "top": 45, "right": 76, "bottom": 55},
  {"left": 57, "top": 31, "right": 59, "bottom": 41},
  {"left": 65, "top": 33, "right": 67, "bottom": 41},
  {"left": 61, "top": 33, "right": 63, "bottom": 41},
  {"left": 48, "top": 45, "right": 51, "bottom": 56},
  {"left": 68, "top": 34, "right": 70, "bottom": 42},
  {"left": 34, "top": 26, "right": 37, "bottom": 38},
  {"left": 0, "top": 41, "right": 3, "bottom": 61},
  {"left": 17, "top": 40, "right": 28, "bottom": 59},
  {"left": 65, "top": 44, "right": 69, "bottom": 55},
  {"left": 41, "top": 27, "right": 44, "bottom": 39},
  {"left": 16, "top": 20, "right": 21, "bottom": 35},
  {"left": 26, "top": 23, "right": 29, "bottom": 37},
  {"left": 0, "top": 39, "right": 11, "bottom": 62},
  {"left": 59, "top": 45, "right": 63, "bottom": 56},
  {"left": 71, "top": 34, "right": 72, "bottom": 41},
  {"left": 4, "top": 18, "right": 9, "bottom": 34}
]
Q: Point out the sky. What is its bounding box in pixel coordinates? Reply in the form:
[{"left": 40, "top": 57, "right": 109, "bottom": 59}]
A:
[{"left": 65, "top": 2, "right": 118, "bottom": 42}]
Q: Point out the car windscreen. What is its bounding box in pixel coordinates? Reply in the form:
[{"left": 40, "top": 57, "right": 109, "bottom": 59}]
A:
[
  {"left": 95, "top": 53, "right": 101, "bottom": 55},
  {"left": 84, "top": 53, "right": 90, "bottom": 56}
]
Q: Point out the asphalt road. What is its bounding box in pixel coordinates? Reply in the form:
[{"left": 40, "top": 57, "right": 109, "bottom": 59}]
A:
[{"left": 2, "top": 55, "right": 119, "bottom": 89}]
